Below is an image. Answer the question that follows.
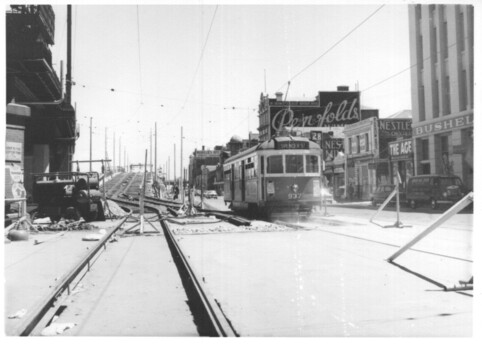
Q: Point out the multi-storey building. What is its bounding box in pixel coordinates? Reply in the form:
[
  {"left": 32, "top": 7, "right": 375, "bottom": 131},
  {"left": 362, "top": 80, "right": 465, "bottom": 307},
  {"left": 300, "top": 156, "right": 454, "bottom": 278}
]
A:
[
  {"left": 408, "top": 4, "right": 474, "bottom": 190},
  {"left": 6, "top": 5, "right": 77, "bottom": 198}
]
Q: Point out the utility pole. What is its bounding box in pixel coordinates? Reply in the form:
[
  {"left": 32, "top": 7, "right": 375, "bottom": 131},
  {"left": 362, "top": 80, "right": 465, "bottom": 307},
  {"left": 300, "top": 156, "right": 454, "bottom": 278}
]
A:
[
  {"left": 119, "top": 136, "right": 121, "bottom": 172},
  {"left": 89, "top": 117, "right": 92, "bottom": 172},
  {"left": 66, "top": 5, "right": 72, "bottom": 104},
  {"left": 154, "top": 122, "right": 157, "bottom": 183},
  {"left": 174, "top": 144, "right": 176, "bottom": 185},
  {"left": 150, "top": 129, "right": 152, "bottom": 175},
  {"left": 105, "top": 127, "right": 108, "bottom": 162},
  {"left": 181, "top": 126, "right": 184, "bottom": 203},
  {"left": 113, "top": 131, "right": 116, "bottom": 173}
]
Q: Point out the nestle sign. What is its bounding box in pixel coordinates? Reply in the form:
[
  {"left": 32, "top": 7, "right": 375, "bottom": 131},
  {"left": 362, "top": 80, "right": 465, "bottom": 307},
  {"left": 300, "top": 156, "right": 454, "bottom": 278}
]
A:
[
  {"left": 270, "top": 91, "right": 360, "bottom": 135},
  {"left": 378, "top": 119, "right": 412, "bottom": 138}
]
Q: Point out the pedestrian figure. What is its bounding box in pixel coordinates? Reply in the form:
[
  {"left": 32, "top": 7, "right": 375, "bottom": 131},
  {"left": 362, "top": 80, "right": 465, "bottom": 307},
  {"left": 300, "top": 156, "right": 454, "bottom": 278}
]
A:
[
  {"left": 173, "top": 185, "right": 180, "bottom": 200},
  {"left": 152, "top": 180, "right": 160, "bottom": 198},
  {"left": 348, "top": 183, "right": 354, "bottom": 200}
]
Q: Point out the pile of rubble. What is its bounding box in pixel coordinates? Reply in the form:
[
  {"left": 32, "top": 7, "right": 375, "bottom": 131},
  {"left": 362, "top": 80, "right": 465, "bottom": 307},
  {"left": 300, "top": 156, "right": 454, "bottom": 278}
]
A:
[{"left": 33, "top": 218, "right": 98, "bottom": 231}]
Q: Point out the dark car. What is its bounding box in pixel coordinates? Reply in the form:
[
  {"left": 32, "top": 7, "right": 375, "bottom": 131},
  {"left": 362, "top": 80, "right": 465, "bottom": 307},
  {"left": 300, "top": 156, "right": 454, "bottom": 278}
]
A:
[
  {"left": 406, "top": 175, "right": 466, "bottom": 209},
  {"left": 370, "top": 184, "right": 405, "bottom": 207}
]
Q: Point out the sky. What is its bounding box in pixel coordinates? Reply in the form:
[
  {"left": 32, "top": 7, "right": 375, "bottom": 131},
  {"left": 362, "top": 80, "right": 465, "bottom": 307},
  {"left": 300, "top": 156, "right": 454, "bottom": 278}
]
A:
[{"left": 44, "top": 1, "right": 420, "bottom": 175}]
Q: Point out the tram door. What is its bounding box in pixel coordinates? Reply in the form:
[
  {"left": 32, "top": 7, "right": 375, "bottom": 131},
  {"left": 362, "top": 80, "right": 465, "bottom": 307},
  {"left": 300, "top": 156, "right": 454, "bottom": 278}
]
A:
[
  {"left": 231, "top": 164, "right": 235, "bottom": 200},
  {"left": 241, "top": 160, "right": 246, "bottom": 201}
]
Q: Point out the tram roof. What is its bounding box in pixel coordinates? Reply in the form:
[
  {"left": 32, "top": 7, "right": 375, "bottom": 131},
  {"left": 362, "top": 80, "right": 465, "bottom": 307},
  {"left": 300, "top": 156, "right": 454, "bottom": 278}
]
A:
[{"left": 225, "top": 136, "right": 320, "bottom": 163}]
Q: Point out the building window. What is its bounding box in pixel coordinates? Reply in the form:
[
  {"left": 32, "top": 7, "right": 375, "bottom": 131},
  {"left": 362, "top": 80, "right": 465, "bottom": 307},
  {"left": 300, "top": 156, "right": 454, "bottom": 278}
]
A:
[
  {"left": 444, "top": 75, "right": 451, "bottom": 115},
  {"left": 422, "top": 163, "right": 431, "bottom": 174},
  {"left": 418, "top": 34, "right": 424, "bottom": 69},
  {"left": 433, "top": 79, "right": 440, "bottom": 118},
  {"left": 431, "top": 25, "right": 438, "bottom": 63},
  {"left": 365, "top": 133, "right": 370, "bottom": 152},
  {"left": 442, "top": 18, "right": 449, "bottom": 59},
  {"left": 419, "top": 85, "right": 426, "bottom": 121},
  {"left": 356, "top": 135, "right": 360, "bottom": 153},
  {"left": 460, "top": 69, "right": 467, "bottom": 111},
  {"left": 421, "top": 138, "right": 430, "bottom": 160},
  {"left": 348, "top": 137, "right": 352, "bottom": 154},
  {"left": 459, "top": 10, "right": 465, "bottom": 52}
]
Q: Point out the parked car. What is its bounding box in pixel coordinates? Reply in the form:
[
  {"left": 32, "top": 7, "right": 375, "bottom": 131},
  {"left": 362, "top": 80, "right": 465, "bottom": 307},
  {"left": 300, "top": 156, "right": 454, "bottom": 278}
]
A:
[
  {"left": 204, "top": 190, "right": 218, "bottom": 199},
  {"left": 370, "top": 184, "right": 405, "bottom": 207},
  {"left": 405, "top": 175, "right": 466, "bottom": 209}
]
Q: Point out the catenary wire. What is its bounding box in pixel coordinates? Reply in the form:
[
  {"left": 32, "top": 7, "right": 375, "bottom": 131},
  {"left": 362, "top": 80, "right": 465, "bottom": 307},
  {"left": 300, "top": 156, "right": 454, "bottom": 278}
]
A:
[
  {"left": 276, "top": 4, "right": 386, "bottom": 92},
  {"left": 167, "top": 5, "right": 219, "bottom": 126}
]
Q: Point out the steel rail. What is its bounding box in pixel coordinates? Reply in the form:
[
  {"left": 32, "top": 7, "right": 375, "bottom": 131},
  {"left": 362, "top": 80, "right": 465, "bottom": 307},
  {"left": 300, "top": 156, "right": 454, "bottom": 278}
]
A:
[
  {"left": 160, "top": 218, "right": 238, "bottom": 336},
  {"left": 13, "top": 217, "right": 128, "bottom": 336}
]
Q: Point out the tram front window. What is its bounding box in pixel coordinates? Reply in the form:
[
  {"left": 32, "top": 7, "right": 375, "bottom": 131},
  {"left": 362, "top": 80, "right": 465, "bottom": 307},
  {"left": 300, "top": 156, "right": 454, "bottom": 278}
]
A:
[
  {"left": 305, "top": 155, "right": 319, "bottom": 173},
  {"left": 286, "top": 155, "right": 304, "bottom": 173},
  {"left": 267, "top": 155, "right": 283, "bottom": 173}
]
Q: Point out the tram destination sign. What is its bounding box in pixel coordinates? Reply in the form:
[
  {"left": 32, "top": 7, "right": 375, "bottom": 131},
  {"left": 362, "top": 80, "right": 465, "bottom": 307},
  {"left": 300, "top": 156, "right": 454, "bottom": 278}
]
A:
[{"left": 274, "top": 140, "right": 309, "bottom": 150}]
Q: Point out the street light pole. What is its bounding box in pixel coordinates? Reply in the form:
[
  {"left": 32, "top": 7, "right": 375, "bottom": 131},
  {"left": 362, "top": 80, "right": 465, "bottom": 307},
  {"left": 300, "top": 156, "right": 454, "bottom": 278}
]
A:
[
  {"left": 181, "top": 126, "right": 184, "bottom": 203},
  {"left": 89, "top": 117, "right": 92, "bottom": 172},
  {"left": 155, "top": 122, "right": 157, "bottom": 183}
]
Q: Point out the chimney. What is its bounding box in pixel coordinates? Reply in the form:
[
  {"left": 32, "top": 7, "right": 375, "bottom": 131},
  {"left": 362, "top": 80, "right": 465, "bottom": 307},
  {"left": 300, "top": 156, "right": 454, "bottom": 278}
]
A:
[
  {"left": 337, "top": 85, "right": 349, "bottom": 91},
  {"left": 275, "top": 92, "right": 283, "bottom": 101}
]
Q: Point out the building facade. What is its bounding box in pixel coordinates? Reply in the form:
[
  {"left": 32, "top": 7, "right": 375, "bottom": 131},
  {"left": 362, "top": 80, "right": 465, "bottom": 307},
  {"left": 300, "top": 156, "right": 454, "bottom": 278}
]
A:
[
  {"left": 408, "top": 4, "right": 474, "bottom": 190},
  {"left": 6, "top": 5, "right": 77, "bottom": 198},
  {"left": 188, "top": 148, "right": 222, "bottom": 188}
]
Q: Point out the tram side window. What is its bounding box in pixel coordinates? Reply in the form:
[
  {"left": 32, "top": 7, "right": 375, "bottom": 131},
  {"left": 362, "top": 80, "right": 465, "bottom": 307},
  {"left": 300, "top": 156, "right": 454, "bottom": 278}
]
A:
[
  {"left": 233, "top": 164, "right": 239, "bottom": 180},
  {"left": 286, "top": 155, "right": 304, "bottom": 173},
  {"left": 267, "top": 155, "right": 284, "bottom": 174},
  {"left": 305, "top": 155, "right": 319, "bottom": 173}
]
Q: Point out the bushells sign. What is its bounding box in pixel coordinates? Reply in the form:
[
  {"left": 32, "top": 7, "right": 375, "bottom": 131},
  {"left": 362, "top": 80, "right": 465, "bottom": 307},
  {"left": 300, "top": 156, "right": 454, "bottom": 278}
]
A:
[{"left": 269, "top": 91, "right": 361, "bottom": 136}]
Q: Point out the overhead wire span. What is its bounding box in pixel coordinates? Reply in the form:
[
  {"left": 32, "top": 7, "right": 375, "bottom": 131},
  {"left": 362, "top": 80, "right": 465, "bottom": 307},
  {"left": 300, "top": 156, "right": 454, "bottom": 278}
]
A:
[
  {"left": 136, "top": 5, "right": 143, "bottom": 103},
  {"left": 276, "top": 4, "right": 386, "bottom": 93},
  {"left": 167, "top": 5, "right": 219, "bottom": 126}
]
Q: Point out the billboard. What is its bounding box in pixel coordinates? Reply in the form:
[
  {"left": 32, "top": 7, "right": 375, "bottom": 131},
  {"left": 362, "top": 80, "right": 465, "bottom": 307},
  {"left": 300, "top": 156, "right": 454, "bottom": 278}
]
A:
[
  {"left": 269, "top": 91, "right": 361, "bottom": 137},
  {"left": 378, "top": 119, "right": 412, "bottom": 138}
]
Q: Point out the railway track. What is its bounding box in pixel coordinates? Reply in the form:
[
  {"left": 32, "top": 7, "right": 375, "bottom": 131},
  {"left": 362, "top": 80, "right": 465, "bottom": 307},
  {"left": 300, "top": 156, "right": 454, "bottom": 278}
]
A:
[{"left": 12, "top": 172, "right": 240, "bottom": 336}]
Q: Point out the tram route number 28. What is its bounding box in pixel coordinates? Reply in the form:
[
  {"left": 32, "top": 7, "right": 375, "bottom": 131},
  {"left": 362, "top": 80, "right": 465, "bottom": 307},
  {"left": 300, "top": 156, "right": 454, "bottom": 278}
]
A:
[{"left": 288, "top": 193, "right": 301, "bottom": 200}]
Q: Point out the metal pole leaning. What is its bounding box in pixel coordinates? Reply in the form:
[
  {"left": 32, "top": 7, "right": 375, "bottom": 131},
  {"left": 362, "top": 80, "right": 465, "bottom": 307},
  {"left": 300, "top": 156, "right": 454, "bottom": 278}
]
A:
[
  {"left": 370, "top": 186, "right": 397, "bottom": 223},
  {"left": 387, "top": 192, "right": 473, "bottom": 262}
]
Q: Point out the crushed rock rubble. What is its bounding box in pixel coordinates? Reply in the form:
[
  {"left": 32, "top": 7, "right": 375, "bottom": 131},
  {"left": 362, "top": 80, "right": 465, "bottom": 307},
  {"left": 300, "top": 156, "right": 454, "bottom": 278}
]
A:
[{"left": 170, "top": 221, "right": 292, "bottom": 235}]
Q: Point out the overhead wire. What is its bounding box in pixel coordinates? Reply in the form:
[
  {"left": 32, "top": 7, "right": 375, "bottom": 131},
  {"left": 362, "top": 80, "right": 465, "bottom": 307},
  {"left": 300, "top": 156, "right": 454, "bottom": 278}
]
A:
[
  {"left": 276, "top": 4, "right": 386, "bottom": 93},
  {"left": 167, "top": 5, "right": 219, "bottom": 126},
  {"left": 136, "top": 5, "right": 143, "bottom": 103}
]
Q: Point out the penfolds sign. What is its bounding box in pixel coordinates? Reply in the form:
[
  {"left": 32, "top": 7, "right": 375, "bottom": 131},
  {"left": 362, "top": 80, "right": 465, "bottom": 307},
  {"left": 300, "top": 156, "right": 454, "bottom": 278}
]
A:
[{"left": 270, "top": 91, "right": 360, "bottom": 136}]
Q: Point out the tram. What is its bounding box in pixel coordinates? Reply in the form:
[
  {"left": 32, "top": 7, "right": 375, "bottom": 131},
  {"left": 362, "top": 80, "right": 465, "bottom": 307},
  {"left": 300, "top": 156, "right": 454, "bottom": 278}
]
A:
[{"left": 223, "top": 136, "right": 322, "bottom": 217}]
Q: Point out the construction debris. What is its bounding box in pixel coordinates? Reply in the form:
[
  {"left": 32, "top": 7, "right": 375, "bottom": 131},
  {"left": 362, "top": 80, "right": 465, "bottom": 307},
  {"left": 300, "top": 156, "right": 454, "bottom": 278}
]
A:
[
  {"left": 8, "top": 308, "right": 27, "bottom": 319},
  {"left": 33, "top": 218, "right": 98, "bottom": 232}
]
